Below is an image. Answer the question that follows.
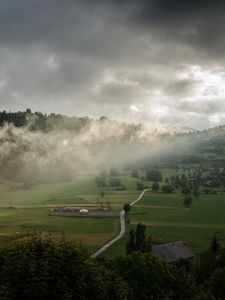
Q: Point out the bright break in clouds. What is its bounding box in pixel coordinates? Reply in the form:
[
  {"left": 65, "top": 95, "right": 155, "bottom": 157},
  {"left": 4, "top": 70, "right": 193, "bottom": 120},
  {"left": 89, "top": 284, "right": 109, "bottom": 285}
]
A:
[{"left": 0, "top": 0, "right": 225, "bottom": 129}]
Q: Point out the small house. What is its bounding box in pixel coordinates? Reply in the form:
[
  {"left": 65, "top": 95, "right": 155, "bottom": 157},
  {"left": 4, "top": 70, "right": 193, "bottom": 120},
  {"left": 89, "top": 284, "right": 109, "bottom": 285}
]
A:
[{"left": 152, "top": 241, "right": 194, "bottom": 263}]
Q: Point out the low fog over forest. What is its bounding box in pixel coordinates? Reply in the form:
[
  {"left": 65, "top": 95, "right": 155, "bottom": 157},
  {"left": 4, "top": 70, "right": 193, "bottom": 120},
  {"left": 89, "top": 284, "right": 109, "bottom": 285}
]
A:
[{"left": 1, "top": 110, "right": 225, "bottom": 184}]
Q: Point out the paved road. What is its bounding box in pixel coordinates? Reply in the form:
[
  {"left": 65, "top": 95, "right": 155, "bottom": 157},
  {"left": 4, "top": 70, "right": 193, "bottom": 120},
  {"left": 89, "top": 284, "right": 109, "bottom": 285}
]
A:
[
  {"left": 130, "top": 189, "right": 150, "bottom": 207},
  {"left": 91, "top": 189, "right": 150, "bottom": 258}
]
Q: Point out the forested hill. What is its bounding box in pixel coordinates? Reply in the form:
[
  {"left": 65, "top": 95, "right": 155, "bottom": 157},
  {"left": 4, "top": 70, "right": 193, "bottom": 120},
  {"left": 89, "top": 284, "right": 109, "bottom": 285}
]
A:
[
  {"left": 0, "top": 109, "right": 225, "bottom": 183},
  {"left": 1, "top": 110, "right": 225, "bottom": 158},
  {"left": 0, "top": 109, "right": 193, "bottom": 136},
  {"left": 0, "top": 109, "right": 92, "bottom": 132},
  {"left": 1, "top": 109, "right": 224, "bottom": 137}
]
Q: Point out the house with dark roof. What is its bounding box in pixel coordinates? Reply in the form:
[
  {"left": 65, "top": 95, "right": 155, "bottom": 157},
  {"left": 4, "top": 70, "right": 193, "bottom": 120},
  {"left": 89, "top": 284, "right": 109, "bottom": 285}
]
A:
[{"left": 152, "top": 241, "right": 194, "bottom": 263}]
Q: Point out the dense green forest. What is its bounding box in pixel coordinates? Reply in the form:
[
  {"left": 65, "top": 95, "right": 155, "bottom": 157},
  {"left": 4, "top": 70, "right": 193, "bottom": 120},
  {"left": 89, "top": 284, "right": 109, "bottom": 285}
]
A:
[{"left": 0, "top": 235, "right": 224, "bottom": 300}]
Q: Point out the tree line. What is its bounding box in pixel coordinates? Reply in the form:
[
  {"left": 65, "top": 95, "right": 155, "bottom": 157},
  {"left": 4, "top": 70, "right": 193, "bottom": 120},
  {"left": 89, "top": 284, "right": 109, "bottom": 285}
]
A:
[
  {"left": 0, "top": 234, "right": 224, "bottom": 299},
  {"left": 0, "top": 109, "right": 90, "bottom": 132}
]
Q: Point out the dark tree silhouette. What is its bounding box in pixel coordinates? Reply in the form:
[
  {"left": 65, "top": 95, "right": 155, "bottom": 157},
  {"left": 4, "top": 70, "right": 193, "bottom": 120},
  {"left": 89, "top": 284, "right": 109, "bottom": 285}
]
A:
[
  {"left": 123, "top": 203, "right": 131, "bottom": 215},
  {"left": 126, "top": 223, "right": 152, "bottom": 254}
]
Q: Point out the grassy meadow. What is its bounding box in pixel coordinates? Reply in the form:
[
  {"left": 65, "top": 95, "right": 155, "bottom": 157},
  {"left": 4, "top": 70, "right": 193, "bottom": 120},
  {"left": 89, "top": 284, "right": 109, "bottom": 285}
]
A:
[
  {"left": 1, "top": 167, "right": 225, "bottom": 257},
  {"left": 0, "top": 174, "right": 140, "bottom": 251},
  {"left": 104, "top": 183, "right": 225, "bottom": 257}
]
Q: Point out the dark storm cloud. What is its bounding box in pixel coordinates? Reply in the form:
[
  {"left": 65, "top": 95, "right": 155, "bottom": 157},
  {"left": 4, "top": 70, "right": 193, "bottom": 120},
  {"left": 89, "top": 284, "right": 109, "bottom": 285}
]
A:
[
  {"left": 0, "top": 0, "right": 225, "bottom": 128},
  {"left": 127, "top": 0, "right": 225, "bottom": 58},
  {"left": 1, "top": 0, "right": 225, "bottom": 57}
]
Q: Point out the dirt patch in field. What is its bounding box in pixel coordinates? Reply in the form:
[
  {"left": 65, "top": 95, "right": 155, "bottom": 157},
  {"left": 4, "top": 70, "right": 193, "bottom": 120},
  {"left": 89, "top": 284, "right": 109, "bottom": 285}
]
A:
[
  {"left": 0, "top": 204, "right": 98, "bottom": 209},
  {"left": 61, "top": 232, "right": 114, "bottom": 245},
  {"left": 47, "top": 203, "right": 97, "bottom": 208},
  {"left": 131, "top": 221, "right": 225, "bottom": 229},
  {"left": 0, "top": 232, "right": 114, "bottom": 246},
  {"left": 49, "top": 209, "right": 120, "bottom": 217}
]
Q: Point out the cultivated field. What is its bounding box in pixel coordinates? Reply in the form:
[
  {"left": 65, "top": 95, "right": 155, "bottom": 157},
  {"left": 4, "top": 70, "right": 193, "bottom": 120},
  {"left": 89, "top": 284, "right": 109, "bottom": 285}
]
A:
[
  {"left": 1, "top": 167, "right": 225, "bottom": 257},
  {"left": 104, "top": 180, "right": 225, "bottom": 256},
  {"left": 0, "top": 174, "right": 140, "bottom": 252}
]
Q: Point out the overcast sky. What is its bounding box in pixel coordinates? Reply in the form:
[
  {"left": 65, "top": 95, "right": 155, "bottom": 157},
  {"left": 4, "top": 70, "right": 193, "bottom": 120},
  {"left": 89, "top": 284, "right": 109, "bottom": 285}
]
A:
[{"left": 0, "top": 0, "right": 225, "bottom": 129}]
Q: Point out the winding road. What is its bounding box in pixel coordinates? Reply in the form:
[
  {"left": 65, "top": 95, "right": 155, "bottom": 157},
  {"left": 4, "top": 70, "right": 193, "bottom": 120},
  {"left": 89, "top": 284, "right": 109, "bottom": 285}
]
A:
[{"left": 91, "top": 189, "right": 151, "bottom": 258}]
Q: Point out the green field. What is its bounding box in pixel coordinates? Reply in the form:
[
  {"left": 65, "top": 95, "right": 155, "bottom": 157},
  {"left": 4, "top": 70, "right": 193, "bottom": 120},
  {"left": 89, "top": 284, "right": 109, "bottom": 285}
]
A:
[
  {"left": 0, "top": 174, "right": 140, "bottom": 251},
  {"left": 1, "top": 168, "right": 225, "bottom": 257},
  {"left": 104, "top": 188, "right": 225, "bottom": 257}
]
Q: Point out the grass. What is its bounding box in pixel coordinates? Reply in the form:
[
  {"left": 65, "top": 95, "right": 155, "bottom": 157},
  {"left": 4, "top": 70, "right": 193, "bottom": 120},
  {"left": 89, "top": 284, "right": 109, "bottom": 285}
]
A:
[
  {"left": 103, "top": 187, "right": 225, "bottom": 257},
  {"left": 0, "top": 174, "right": 139, "bottom": 252},
  {"left": 2, "top": 168, "right": 225, "bottom": 257},
  {"left": 160, "top": 168, "right": 190, "bottom": 179}
]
